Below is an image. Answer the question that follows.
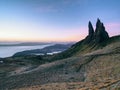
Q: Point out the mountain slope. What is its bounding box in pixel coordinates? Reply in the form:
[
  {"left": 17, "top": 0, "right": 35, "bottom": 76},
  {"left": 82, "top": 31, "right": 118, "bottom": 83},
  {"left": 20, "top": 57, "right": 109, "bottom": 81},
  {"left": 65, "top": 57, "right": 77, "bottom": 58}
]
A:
[
  {"left": 0, "top": 19, "right": 120, "bottom": 90},
  {"left": 0, "top": 38, "right": 119, "bottom": 89},
  {"left": 51, "top": 19, "right": 113, "bottom": 60}
]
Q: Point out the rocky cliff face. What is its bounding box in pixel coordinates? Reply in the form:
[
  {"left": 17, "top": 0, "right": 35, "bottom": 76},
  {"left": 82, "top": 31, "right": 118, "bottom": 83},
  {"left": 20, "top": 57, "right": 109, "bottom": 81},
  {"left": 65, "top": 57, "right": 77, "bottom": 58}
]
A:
[
  {"left": 84, "top": 19, "right": 109, "bottom": 44},
  {"left": 84, "top": 21, "right": 94, "bottom": 43},
  {"left": 94, "top": 19, "right": 109, "bottom": 43}
]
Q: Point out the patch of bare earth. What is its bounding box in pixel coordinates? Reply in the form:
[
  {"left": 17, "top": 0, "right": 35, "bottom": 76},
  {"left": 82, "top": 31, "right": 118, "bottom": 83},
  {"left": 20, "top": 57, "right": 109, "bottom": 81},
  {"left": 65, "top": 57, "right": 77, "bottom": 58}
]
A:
[{"left": 14, "top": 79, "right": 120, "bottom": 90}]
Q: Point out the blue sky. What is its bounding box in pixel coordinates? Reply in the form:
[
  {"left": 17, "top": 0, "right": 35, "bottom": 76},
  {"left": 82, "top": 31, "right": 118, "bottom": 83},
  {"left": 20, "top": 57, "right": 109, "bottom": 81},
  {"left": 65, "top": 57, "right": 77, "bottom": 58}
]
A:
[{"left": 0, "top": 0, "right": 120, "bottom": 42}]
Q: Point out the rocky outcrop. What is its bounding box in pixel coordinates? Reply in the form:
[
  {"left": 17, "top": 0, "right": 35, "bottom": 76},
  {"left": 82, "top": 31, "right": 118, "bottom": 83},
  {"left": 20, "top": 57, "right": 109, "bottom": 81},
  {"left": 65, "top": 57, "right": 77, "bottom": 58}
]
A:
[
  {"left": 88, "top": 21, "right": 94, "bottom": 37},
  {"left": 84, "top": 21, "right": 94, "bottom": 43},
  {"left": 84, "top": 19, "right": 109, "bottom": 44},
  {"left": 53, "top": 19, "right": 110, "bottom": 60},
  {"left": 94, "top": 19, "right": 109, "bottom": 43}
]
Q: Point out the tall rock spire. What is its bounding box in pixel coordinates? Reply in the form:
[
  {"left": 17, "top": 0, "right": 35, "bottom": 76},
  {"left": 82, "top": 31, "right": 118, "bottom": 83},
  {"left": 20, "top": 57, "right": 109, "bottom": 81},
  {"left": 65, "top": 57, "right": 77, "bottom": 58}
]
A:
[
  {"left": 96, "top": 18, "right": 101, "bottom": 28},
  {"left": 88, "top": 21, "right": 94, "bottom": 36},
  {"left": 94, "top": 19, "right": 109, "bottom": 43},
  {"left": 84, "top": 21, "right": 94, "bottom": 43},
  {"left": 84, "top": 19, "right": 109, "bottom": 44}
]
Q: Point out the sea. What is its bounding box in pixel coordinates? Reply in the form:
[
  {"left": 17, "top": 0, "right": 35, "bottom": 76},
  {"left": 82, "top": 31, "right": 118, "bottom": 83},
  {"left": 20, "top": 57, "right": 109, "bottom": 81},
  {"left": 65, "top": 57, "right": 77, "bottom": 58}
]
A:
[{"left": 0, "top": 44, "right": 52, "bottom": 58}]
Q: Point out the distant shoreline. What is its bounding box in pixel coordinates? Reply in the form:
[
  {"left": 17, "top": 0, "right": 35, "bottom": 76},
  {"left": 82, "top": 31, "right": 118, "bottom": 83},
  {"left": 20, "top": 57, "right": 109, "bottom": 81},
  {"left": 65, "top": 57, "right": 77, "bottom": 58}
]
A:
[
  {"left": 0, "top": 43, "right": 51, "bottom": 47},
  {"left": 0, "top": 44, "right": 53, "bottom": 58}
]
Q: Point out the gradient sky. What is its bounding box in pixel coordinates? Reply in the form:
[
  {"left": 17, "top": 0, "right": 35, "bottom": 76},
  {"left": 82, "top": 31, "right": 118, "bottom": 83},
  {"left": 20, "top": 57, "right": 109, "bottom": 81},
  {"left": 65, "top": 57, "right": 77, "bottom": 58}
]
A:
[{"left": 0, "top": 0, "right": 120, "bottom": 42}]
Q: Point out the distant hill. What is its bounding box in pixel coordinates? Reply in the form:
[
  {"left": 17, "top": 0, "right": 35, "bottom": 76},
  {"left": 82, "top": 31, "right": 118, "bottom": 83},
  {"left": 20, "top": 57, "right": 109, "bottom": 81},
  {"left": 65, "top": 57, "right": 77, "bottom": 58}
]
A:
[
  {"left": 13, "top": 43, "right": 73, "bottom": 57},
  {"left": 0, "top": 42, "right": 51, "bottom": 46}
]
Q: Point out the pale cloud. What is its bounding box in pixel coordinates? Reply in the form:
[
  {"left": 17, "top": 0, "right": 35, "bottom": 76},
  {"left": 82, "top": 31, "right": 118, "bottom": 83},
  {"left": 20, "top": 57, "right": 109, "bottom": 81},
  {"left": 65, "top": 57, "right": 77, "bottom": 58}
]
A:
[
  {"left": 62, "top": 0, "right": 87, "bottom": 6},
  {"left": 62, "top": 0, "right": 74, "bottom": 5},
  {"left": 35, "top": 5, "right": 59, "bottom": 13},
  {"left": 34, "top": 0, "right": 80, "bottom": 13}
]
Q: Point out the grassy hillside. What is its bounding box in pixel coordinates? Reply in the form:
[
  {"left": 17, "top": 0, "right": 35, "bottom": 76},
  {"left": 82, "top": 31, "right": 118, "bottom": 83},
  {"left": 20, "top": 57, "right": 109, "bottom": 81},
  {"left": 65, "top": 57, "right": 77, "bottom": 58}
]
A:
[
  {"left": 0, "top": 35, "right": 120, "bottom": 90},
  {"left": 50, "top": 35, "right": 120, "bottom": 60}
]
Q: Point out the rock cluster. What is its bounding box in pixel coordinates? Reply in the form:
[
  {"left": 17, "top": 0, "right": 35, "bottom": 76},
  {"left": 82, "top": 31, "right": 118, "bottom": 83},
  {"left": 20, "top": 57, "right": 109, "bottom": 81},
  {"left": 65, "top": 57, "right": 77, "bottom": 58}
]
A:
[{"left": 84, "top": 19, "right": 109, "bottom": 44}]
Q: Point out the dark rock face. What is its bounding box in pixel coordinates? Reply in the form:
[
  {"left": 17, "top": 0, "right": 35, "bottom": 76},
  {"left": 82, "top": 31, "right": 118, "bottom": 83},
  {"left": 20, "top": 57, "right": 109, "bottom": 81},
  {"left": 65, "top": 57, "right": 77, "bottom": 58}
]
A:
[
  {"left": 94, "top": 19, "right": 109, "bottom": 43},
  {"left": 84, "top": 19, "right": 109, "bottom": 44},
  {"left": 88, "top": 21, "right": 94, "bottom": 36},
  {"left": 84, "top": 21, "right": 94, "bottom": 43}
]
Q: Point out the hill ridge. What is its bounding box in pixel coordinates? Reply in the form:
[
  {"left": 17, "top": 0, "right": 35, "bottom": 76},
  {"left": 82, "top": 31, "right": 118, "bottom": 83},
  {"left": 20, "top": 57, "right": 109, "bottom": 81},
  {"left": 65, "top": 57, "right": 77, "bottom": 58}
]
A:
[{"left": 52, "top": 19, "right": 111, "bottom": 60}]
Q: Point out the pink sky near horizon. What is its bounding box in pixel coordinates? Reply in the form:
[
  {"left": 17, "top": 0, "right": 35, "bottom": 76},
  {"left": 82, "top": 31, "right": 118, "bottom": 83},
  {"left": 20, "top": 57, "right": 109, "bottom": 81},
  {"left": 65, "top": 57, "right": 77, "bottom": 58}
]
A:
[
  {"left": 0, "top": 0, "right": 120, "bottom": 42},
  {"left": 0, "top": 22, "right": 119, "bottom": 43}
]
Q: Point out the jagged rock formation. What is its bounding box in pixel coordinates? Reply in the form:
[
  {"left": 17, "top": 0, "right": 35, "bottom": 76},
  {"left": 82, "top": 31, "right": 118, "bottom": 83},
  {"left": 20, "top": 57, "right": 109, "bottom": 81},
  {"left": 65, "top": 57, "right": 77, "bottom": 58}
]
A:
[
  {"left": 94, "top": 19, "right": 109, "bottom": 43},
  {"left": 84, "top": 19, "right": 109, "bottom": 44},
  {"left": 84, "top": 21, "right": 94, "bottom": 43},
  {"left": 88, "top": 21, "right": 94, "bottom": 37},
  {"left": 52, "top": 19, "right": 110, "bottom": 59}
]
